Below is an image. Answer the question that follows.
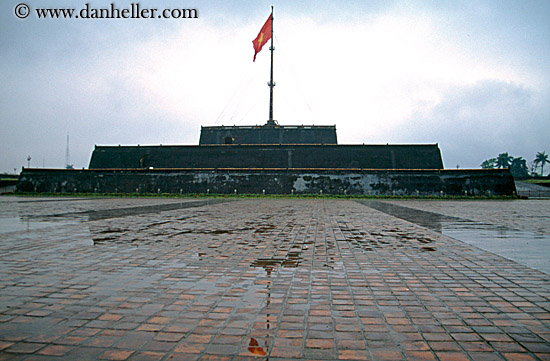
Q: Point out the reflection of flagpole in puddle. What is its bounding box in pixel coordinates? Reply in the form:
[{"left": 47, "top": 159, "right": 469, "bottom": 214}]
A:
[{"left": 248, "top": 264, "right": 272, "bottom": 356}]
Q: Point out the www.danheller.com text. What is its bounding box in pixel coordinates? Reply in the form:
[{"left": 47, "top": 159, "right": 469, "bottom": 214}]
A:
[{"left": 15, "top": 3, "right": 198, "bottom": 20}]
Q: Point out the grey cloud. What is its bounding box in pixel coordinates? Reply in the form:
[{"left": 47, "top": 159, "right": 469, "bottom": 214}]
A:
[{"left": 405, "top": 80, "right": 548, "bottom": 168}]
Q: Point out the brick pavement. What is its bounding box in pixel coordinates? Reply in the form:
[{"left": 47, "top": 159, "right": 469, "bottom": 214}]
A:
[
  {"left": 382, "top": 199, "right": 550, "bottom": 235},
  {"left": 0, "top": 197, "right": 548, "bottom": 360}
]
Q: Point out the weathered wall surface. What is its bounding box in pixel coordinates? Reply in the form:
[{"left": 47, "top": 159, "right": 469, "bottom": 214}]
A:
[
  {"left": 89, "top": 144, "right": 444, "bottom": 170},
  {"left": 17, "top": 168, "right": 516, "bottom": 196},
  {"left": 199, "top": 125, "right": 338, "bottom": 145}
]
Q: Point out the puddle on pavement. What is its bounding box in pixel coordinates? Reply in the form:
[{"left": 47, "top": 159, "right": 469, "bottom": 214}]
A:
[
  {"left": 254, "top": 224, "right": 276, "bottom": 234},
  {"left": 176, "top": 226, "right": 259, "bottom": 236},
  {"left": 90, "top": 219, "right": 267, "bottom": 246},
  {"left": 250, "top": 223, "right": 308, "bottom": 271},
  {"left": 0, "top": 217, "right": 76, "bottom": 234},
  {"left": 178, "top": 229, "right": 234, "bottom": 235},
  {"left": 86, "top": 199, "right": 232, "bottom": 220},
  {"left": 342, "top": 221, "right": 438, "bottom": 254},
  {"left": 6, "top": 199, "right": 237, "bottom": 242},
  {"left": 251, "top": 255, "right": 302, "bottom": 269},
  {"left": 358, "top": 200, "right": 550, "bottom": 274},
  {"left": 22, "top": 199, "right": 233, "bottom": 222}
]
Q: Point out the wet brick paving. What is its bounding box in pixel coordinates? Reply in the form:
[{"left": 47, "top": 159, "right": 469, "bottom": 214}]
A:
[
  {"left": 382, "top": 200, "right": 550, "bottom": 236},
  {"left": 0, "top": 197, "right": 548, "bottom": 360}
]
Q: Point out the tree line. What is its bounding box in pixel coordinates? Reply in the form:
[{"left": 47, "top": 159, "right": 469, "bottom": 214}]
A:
[{"left": 481, "top": 151, "right": 549, "bottom": 178}]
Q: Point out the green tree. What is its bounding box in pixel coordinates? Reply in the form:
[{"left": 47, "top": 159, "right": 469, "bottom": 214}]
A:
[
  {"left": 534, "top": 151, "right": 549, "bottom": 176},
  {"left": 495, "top": 152, "right": 513, "bottom": 168},
  {"left": 480, "top": 158, "right": 496, "bottom": 169},
  {"left": 510, "top": 157, "right": 529, "bottom": 178}
]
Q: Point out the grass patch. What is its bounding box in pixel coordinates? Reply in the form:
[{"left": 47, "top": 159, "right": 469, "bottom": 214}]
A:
[{"left": 524, "top": 179, "right": 550, "bottom": 184}]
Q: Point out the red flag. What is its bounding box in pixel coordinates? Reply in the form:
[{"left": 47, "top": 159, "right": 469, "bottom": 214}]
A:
[{"left": 252, "top": 12, "right": 272, "bottom": 62}]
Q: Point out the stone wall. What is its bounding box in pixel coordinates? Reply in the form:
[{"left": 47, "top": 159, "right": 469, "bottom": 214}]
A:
[
  {"left": 89, "top": 144, "right": 444, "bottom": 170},
  {"left": 199, "top": 125, "right": 338, "bottom": 145},
  {"left": 17, "top": 168, "right": 516, "bottom": 196}
]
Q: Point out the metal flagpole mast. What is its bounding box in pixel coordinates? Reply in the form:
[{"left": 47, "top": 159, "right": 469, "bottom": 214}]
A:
[{"left": 267, "top": 6, "right": 276, "bottom": 126}]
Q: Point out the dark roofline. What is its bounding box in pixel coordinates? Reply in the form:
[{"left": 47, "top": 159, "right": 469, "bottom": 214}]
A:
[
  {"left": 94, "top": 143, "right": 441, "bottom": 149},
  {"left": 200, "top": 124, "right": 337, "bottom": 130}
]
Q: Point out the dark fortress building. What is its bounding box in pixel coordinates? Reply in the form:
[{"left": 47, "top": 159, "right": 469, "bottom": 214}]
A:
[
  {"left": 17, "top": 123, "right": 516, "bottom": 196},
  {"left": 199, "top": 125, "right": 337, "bottom": 145},
  {"left": 88, "top": 125, "right": 443, "bottom": 170},
  {"left": 16, "top": 10, "right": 516, "bottom": 196}
]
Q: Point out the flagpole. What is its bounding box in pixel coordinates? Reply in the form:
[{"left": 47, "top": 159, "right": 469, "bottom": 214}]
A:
[{"left": 267, "top": 6, "right": 276, "bottom": 126}]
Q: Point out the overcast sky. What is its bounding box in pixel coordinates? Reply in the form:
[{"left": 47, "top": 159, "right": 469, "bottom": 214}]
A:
[{"left": 1, "top": 0, "right": 549, "bottom": 173}]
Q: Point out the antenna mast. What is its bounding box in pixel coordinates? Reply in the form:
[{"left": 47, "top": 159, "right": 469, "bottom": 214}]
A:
[
  {"left": 65, "top": 133, "right": 70, "bottom": 168},
  {"left": 266, "top": 6, "right": 277, "bottom": 126}
]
